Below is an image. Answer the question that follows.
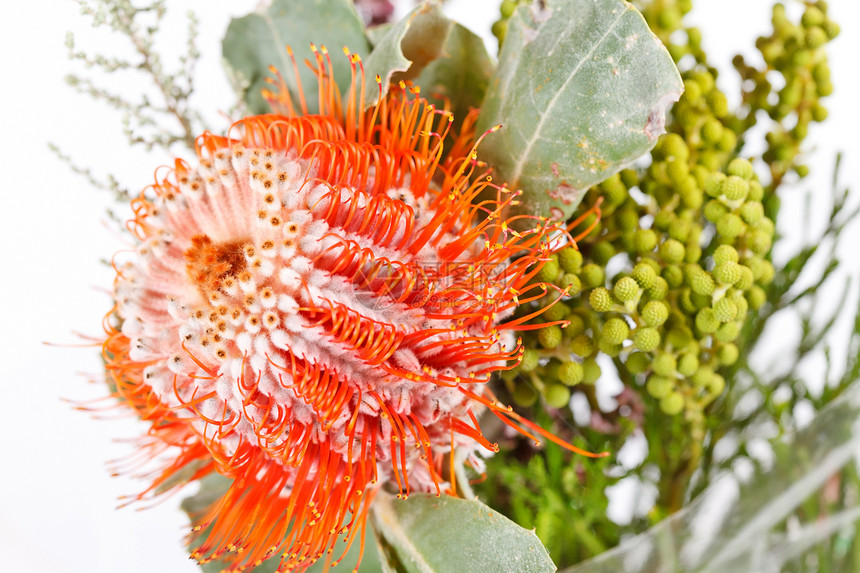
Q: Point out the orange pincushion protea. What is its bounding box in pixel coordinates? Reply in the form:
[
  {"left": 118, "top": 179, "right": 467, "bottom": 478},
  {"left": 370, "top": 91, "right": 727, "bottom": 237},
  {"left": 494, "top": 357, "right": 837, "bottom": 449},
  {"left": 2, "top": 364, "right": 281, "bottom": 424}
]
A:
[{"left": 102, "top": 48, "right": 600, "bottom": 572}]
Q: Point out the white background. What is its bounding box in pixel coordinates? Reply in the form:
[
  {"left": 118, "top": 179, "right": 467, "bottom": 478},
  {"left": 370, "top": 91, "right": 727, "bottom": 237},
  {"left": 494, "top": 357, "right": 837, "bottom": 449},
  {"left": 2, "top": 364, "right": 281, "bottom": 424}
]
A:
[{"left": 0, "top": 1, "right": 858, "bottom": 571}]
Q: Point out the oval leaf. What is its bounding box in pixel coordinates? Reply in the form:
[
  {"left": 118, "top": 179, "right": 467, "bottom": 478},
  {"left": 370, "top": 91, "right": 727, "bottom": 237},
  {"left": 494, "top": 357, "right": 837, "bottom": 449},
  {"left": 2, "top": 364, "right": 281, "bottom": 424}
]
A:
[
  {"left": 371, "top": 492, "right": 556, "bottom": 573},
  {"left": 476, "top": 0, "right": 683, "bottom": 219},
  {"left": 222, "top": 0, "right": 370, "bottom": 115}
]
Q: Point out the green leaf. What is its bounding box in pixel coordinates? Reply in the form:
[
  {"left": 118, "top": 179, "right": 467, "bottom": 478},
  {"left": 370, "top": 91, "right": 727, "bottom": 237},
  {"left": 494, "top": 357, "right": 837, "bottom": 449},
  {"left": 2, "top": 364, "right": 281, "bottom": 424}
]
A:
[
  {"left": 371, "top": 491, "right": 556, "bottom": 572},
  {"left": 360, "top": 1, "right": 491, "bottom": 119},
  {"left": 476, "top": 0, "right": 683, "bottom": 219},
  {"left": 222, "top": 0, "right": 370, "bottom": 115}
]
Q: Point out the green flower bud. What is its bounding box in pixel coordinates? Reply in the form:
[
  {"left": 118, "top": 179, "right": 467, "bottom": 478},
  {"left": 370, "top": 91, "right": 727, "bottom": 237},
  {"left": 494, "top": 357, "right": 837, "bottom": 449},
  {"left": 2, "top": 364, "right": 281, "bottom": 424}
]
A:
[
  {"left": 802, "top": 6, "right": 825, "bottom": 27},
  {"left": 600, "top": 174, "right": 628, "bottom": 206},
  {"left": 748, "top": 229, "right": 773, "bottom": 256},
  {"left": 660, "top": 392, "right": 685, "bottom": 415},
  {"left": 715, "top": 321, "right": 742, "bottom": 342},
  {"left": 708, "top": 91, "right": 729, "bottom": 118},
  {"left": 727, "top": 158, "right": 755, "bottom": 180},
  {"left": 680, "top": 288, "right": 697, "bottom": 314},
  {"left": 735, "top": 265, "right": 754, "bottom": 291},
  {"left": 667, "top": 327, "right": 692, "bottom": 349},
  {"left": 705, "top": 172, "right": 727, "bottom": 197},
  {"left": 647, "top": 276, "right": 669, "bottom": 300},
  {"left": 659, "top": 133, "right": 690, "bottom": 162},
  {"left": 714, "top": 297, "right": 738, "bottom": 322},
  {"left": 617, "top": 208, "right": 640, "bottom": 232},
  {"left": 646, "top": 375, "right": 674, "bottom": 399},
  {"left": 692, "top": 366, "right": 714, "bottom": 387},
  {"left": 739, "top": 201, "right": 764, "bottom": 224},
  {"left": 714, "top": 244, "right": 740, "bottom": 265},
  {"left": 689, "top": 269, "right": 715, "bottom": 296},
  {"left": 667, "top": 158, "right": 690, "bottom": 185},
  {"left": 701, "top": 117, "right": 724, "bottom": 145},
  {"left": 653, "top": 353, "right": 677, "bottom": 377},
  {"left": 805, "top": 26, "right": 828, "bottom": 49},
  {"left": 613, "top": 276, "right": 639, "bottom": 302},
  {"left": 659, "top": 239, "right": 686, "bottom": 264},
  {"left": 559, "top": 247, "right": 583, "bottom": 273},
  {"left": 680, "top": 180, "right": 704, "bottom": 210},
  {"left": 662, "top": 265, "right": 685, "bottom": 288},
  {"left": 592, "top": 241, "right": 616, "bottom": 266},
  {"left": 717, "top": 343, "right": 739, "bottom": 366},
  {"left": 539, "top": 325, "right": 563, "bottom": 349},
  {"left": 561, "top": 273, "right": 582, "bottom": 296},
  {"left": 558, "top": 361, "right": 584, "bottom": 386},
  {"left": 722, "top": 176, "right": 750, "bottom": 201},
  {"left": 754, "top": 217, "right": 775, "bottom": 237},
  {"left": 582, "top": 358, "right": 601, "bottom": 384},
  {"left": 590, "top": 287, "right": 613, "bottom": 312},
  {"left": 571, "top": 334, "right": 595, "bottom": 358},
  {"left": 748, "top": 180, "right": 765, "bottom": 201},
  {"left": 545, "top": 384, "right": 571, "bottom": 408},
  {"left": 704, "top": 199, "right": 729, "bottom": 222},
  {"left": 695, "top": 308, "right": 720, "bottom": 333},
  {"left": 708, "top": 374, "right": 726, "bottom": 396},
  {"left": 629, "top": 264, "right": 656, "bottom": 289},
  {"left": 818, "top": 80, "right": 834, "bottom": 97},
  {"left": 733, "top": 292, "right": 749, "bottom": 319},
  {"left": 564, "top": 314, "right": 586, "bottom": 337},
  {"left": 626, "top": 351, "right": 650, "bottom": 375},
  {"left": 759, "top": 260, "right": 775, "bottom": 284},
  {"left": 685, "top": 243, "right": 702, "bottom": 264},
  {"left": 716, "top": 213, "right": 745, "bottom": 239},
  {"left": 512, "top": 383, "right": 538, "bottom": 407},
  {"left": 634, "top": 229, "right": 659, "bottom": 253},
  {"left": 824, "top": 20, "right": 840, "bottom": 40},
  {"left": 581, "top": 263, "right": 605, "bottom": 289},
  {"left": 668, "top": 218, "right": 692, "bottom": 243},
  {"left": 718, "top": 129, "right": 737, "bottom": 153},
  {"left": 713, "top": 261, "right": 742, "bottom": 285},
  {"left": 500, "top": 0, "right": 517, "bottom": 18},
  {"left": 693, "top": 70, "right": 715, "bottom": 93},
  {"left": 677, "top": 353, "right": 699, "bottom": 377},
  {"left": 683, "top": 78, "right": 702, "bottom": 102},
  {"left": 543, "top": 300, "right": 569, "bottom": 322},
  {"left": 538, "top": 256, "right": 561, "bottom": 282},
  {"left": 491, "top": 19, "right": 508, "bottom": 41},
  {"left": 620, "top": 168, "right": 639, "bottom": 188},
  {"left": 602, "top": 317, "right": 630, "bottom": 345},
  {"left": 520, "top": 348, "right": 540, "bottom": 372},
  {"left": 811, "top": 103, "right": 829, "bottom": 123},
  {"left": 598, "top": 338, "right": 622, "bottom": 357},
  {"left": 747, "top": 285, "right": 767, "bottom": 310},
  {"left": 634, "top": 327, "right": 661, "bottom": 352},
  {"left": 641, "top": 300, "right": 669, "bottom": 327}
]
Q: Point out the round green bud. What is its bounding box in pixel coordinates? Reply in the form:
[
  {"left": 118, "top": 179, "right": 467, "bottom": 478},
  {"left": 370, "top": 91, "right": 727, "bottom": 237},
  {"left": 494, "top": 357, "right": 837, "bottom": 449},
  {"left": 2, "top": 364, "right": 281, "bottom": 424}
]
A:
[
  {"left": 512, "top": 383, "right": 538, "bottom": 407},
  {"left": 713, "top": 261, "right": 742, "bottom": 285},
  {"left": 626, "top": 351, "right": 651, "bottom": 375},
  {"left": 708, "top": 91, "right": 729, "bottom": 118},
  {"left": 641, "top": 300, "right": 669, "bottom": 327},
  {"left": 647, "top": 375, "right": 674, "bottom": 400},
  {"left": 558, "top": 247, "right": 583, "bottom": 273},
  {"left": 544, "top": 384, "right": 571, "bottom": 408},
  {"left": 667, "top": 327, "right": 692, "bottom": 349},
  {"left": 558, "top": 361, "right": 584, "bottom": 386},
  {"left": 685, "top": 243, "right": 702, "bottom": 264},
  {"left": 748, "top": 180, "right": 765, "bottom": 202},
  {"left": 717, "top": 213, "right": 745, "bottom": 239},
  {"left": 680, "top": 181, "right": 704, "bottom": 210},
  {"left": 677, "top": 353, "right": 699, "bottom": 377},
  {"left": 634, "top": 229, "right": 659, "bottom": 253},
  {"left": 722, "top": 176, "right": 750, "bottom": 201},
  {"left": 668, "top": 218, "right": 692, "bottom": 243},
  {"left": 717, "top": 343, "right": 739, "bottom": 366},
  {"left": 689, "top": 270, "right": 715, "bottom": 296},
  {"left": 581, "top": 263, "right": 605, "bottom": 289},
  {"left": 589, "top": 287, "right": 613, "bottom": 312},
  {"left": 705, "top": 172, "right": 727, "bottom": 198},
  {"left": 695, "top": 308, "right": 720, "bottom": 333},
  {"left": 592, "top": 241, "right": 616, "bottom": 266},
  {"left": 667, "top": 158, "right": 690, "bottom": 185},
  {"left": 680, "top": 288, "right": 697, "bottom": 314},
  {"left": 718, "top": 129, "right": 738, "bottom": 153},
  {"left": 571, "top": 334, "right": 595, "bottom": 358},
  {"left": 598, "top": 338, "right": 622, "bottom": 357},
  {"left": 561, "top": 273, "right": 582, "bottom": 296},
  {"left": 715, "top": 321, "right": 742, "bottom": 343},
  {"left": 687, "top": 26, "right": 702, "bottom": 46},
  {"left": 620, "top": 168, "right": 639, "bottom": 188},
  {"left": 683, "top": 78, "right": 702, "bottom": 102},
  {"left": 657, "top": 6, "right": 682, "bottom": 29},
  {"left": 704, "top": 199, "right": 729, "bottom": 223},
  {"left": 582, "top": 358, "right": 601, "bottom": 384},
  {"left": 613, "top": 276, "right": 639, "bottom": 303},
  {"left": 662, "top": 265, "right": 685, "bottom": 288},
  {"left": 748, "top": 229, "right": 773, "bottom": 257},
  {"left": 538, "top": 256, "right": 561, "bottom": 283},
  {"left": 747, "top": 285, "right": 767, "bottom": 310},
  {"left": 728, "top": 158, "right": 755, "bottom": 180},
  {"left": 824, "top": 20, "right": 840, "bottom": 40},
  {"left": 602, "top": 317, "right": 630, "bottom": 345},
  {"left": 805, "top": 26, "right": 828, "bottom": 49},
  {"left": 701, "top": 117, "right": 724, "bottom": 145},
  {"left": 564, "top": 314, "right": 586, "bottom": 337},
  {"left": 691, "top": 366, "right": 714, "bottom": 388},
  {"left": 647, "top": 276, "right": 669, "bottom": 300},
  {"left": 818, "top": 80, "right": 834, "bottom": 97},
  {"left": 659, "top": 133, "right": 690, "bottom": 162},
  {"left": 600, "top": 174, "right": 628, "bottom": 206},
  {"left": 491, "top": 19, "right": 508, "bottom": 41},
  {"left": 520, "top": 348, "right": 540, "bottom": 372},
  {"left": 693, "top": 70, "right": 715, "bottom": 93},
  {"left": 811, "top": 103, "right": 829, "bottom": 123},
  {"left": 539, "top": 325, "right": 563, "bottom": 349},
  {"left": 617, "top": 208, "right": 640, "bottom": 232},
  {"left": 660, "top": 392, "right": 685, "bottom": 415},
  {"left": 640, "top": 257, "right": 662, "bottom": 273},
  {"left": 631, "top": 264, "right": 657, "bottom": 289},
  {"left": 802, "top": 6, "right": 825, "bottom": 27},
  {"left": 754, "top": 217, "right": 775, "bottom": 237},
  {"left": 733, "top": 292, "right": 749, "bottom": 319},
  {"left": 713, "top": 244, "right": 740, "bottom": 265},
  {"left": 653, "top": 353, "right": 677, "bottom": 377},
  {"left": 736, "top": 266, "right": 755, "bottom": 291},
  {"left": 714, "top": 297, "right": 738, "bottom": 322},
  {"left": 708, "top": 374, "right": 726, "bottom": 396},
  {"left": 759, "top": 260, "right": 775, "bottom": 285},
  {"left": 634, "top": 327, "right": 661, "bottom": 352},
  {"left": 659, "top": 239, "right": 686, "bottom": 264},
  {"left": 692, "top": 291, "right": 711, "bottom": 309},
  {"left": 543, "top": 301, "right": 569, "bottom": 322},
  {"left": 739, "top": 201, "right": 764, "bottom": 224}
]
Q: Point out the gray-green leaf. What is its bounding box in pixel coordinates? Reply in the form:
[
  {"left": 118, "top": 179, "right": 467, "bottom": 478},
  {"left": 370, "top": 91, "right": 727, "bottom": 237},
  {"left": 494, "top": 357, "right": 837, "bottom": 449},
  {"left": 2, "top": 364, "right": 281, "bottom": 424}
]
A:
[
  {"left": 476, "top": 0, "right": 683, "bottom": 220},
  {"left": 360, "top": 1, "right": 491, "bottom": 118},
  {"left": 222, "top": 0, "right": 370, "bottom": 115},
  {"left": 371, "top": 491, "right": 556, "bottom": 573}
]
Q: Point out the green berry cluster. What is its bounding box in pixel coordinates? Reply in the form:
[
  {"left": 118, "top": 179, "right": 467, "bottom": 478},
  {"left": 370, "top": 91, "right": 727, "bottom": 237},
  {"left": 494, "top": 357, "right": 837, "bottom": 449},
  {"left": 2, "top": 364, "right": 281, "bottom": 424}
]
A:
[
  {"left": 491, "top": 0, "right": 525, "bottom": 44},
  {"left": 506, "top": 1, "right": 832, "bottom": 422}
]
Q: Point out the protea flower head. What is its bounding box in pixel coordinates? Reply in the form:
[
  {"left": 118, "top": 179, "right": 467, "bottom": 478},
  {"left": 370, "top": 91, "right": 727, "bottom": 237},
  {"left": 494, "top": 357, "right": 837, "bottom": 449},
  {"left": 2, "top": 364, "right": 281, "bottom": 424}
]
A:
[{"left": 101, "top": 46, "right": 602, "bottom": 572}]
